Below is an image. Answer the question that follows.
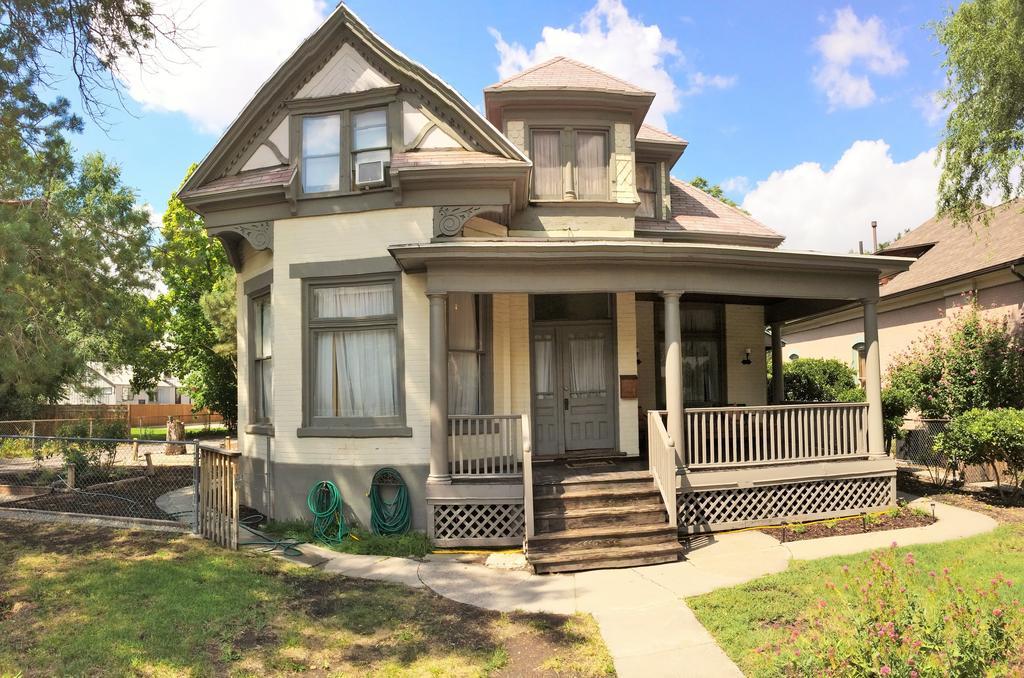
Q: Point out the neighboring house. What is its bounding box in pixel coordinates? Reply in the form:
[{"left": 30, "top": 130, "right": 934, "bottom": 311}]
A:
[
  {"left": 784, "top": 201, "right": 1024, "bottom": 380},
  {"left": 179, "top": 6, "right": 911, "bottom": 572},
  {"left": 63, "top": 364, "right": 191, "bottom": 406}
]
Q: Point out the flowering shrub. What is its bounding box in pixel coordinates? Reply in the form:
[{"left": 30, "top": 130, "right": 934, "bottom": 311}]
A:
[
  {"left": 887, "top": 301, "right": 1024, "bottom": 418},
  {"left": 935, "top": 408, "right": 1024, "bottom": 498},
  {"left": 754, "top": 544, "right": 1024, "bottom": 677}
]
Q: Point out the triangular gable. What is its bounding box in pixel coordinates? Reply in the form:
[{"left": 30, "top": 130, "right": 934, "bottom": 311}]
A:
[{"left": 183, "top": 5, "right": 525, "bottom": 196}]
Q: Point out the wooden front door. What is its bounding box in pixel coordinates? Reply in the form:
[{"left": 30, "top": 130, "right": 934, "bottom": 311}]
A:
[{"left": 532, "top": 322, "right": 617, "bottom": 456}]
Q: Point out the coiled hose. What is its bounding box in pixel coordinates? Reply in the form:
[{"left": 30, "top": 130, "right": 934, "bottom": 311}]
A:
[
  {"left": 307, "top": 480, "right": 349, "bottom": 544},
  {"left": 369, "top": 467, "right": 411, "bottom": 535}
]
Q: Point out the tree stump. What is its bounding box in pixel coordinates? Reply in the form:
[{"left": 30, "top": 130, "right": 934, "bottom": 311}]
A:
[{"left": 165, "top": 417, "right": 186, "bottom": 455}]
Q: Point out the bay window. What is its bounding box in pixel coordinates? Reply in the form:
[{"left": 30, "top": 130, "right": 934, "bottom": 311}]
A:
[
  {"left": 574, "top": 130, "right": 608, "bottom": 200},
  {"left": 531, "top": 130, "right": 562, "bottom": 199},
  {"left": 637, "top": 162, "right": 658, "bottom": 218},
  {"left": 530, "top": 127, "right": 610, "bottom": 201}
]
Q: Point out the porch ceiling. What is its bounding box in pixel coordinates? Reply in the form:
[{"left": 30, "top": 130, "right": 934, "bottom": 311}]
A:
[{"left": 389, "top": 240, "right": 913, "bottom": 319}]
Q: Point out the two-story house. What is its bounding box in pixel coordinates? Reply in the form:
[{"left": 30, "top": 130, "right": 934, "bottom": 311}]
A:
[{"left": 180, "top": 6, "right": 912, "bottom": 573}]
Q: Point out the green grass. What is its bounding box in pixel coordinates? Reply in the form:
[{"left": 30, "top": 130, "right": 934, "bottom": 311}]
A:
[
  {"left": 688, "top": 524, "right": 1024, "bottom": 677},
  {"left": 0, "top": 519, "right": 612, "bottom": 677},
  {"left": 262, "top": 519, "right": 434, "bottom": 558},
  {"left": 130, "top": 424, "right": 228, "bottom": 440}
]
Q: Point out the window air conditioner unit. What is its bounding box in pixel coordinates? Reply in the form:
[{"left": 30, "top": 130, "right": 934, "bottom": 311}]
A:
[{"left": 354, "top": 159, "right": 386, "bottom": 188}]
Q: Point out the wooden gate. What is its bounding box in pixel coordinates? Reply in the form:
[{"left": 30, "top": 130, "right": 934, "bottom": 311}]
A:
[{"left": 198, "top": 445, "right": 240, "bottom": 549}]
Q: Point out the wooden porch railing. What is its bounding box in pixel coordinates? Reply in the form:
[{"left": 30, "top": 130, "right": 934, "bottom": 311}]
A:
[
  {"left": 198, "top": 444, "right": 240, "bottom": 549},
  {"left": 666, "top": 402, "right": 870, "bottom": 470},
  {"left": 647, "top": 410, "right": 678, "bottom": 528},
  {"left": 448, "top": 414, "right": 524, "bottom": 478},
  {"left": 522, "top": 413, "right": 534, "bottom": 540}
]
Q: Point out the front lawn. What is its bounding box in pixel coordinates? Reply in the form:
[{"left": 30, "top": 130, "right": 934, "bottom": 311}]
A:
[
  {"left": 689, "top": 525, "right": 1024, "bottom": 676},
  {"left": 0, "top": 519, "right": 613, "bottom": 676}
]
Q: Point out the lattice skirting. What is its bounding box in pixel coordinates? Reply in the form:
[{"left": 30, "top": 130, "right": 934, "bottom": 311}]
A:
[
  {"left": 429, "top": 501, "right": 525, "bottom": 547},
  {"left": 678, "top": 473, "right": 896, "bottom": 534}
]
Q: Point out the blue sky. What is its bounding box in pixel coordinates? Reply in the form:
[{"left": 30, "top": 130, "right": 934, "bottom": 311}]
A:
[{"left": 56, "top": 0, "right": 957, "bottom": 252}]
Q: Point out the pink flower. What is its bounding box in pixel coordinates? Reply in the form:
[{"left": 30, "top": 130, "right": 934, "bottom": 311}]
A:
[
  {"left": 994, "top": 608, "right": 1004, "bottom": 617},
  {"left": 881, "top": 666, "right": 892, "bottom": 676},
  {"left": 911, "top": 671, "right": 919, "bottom": 678}
]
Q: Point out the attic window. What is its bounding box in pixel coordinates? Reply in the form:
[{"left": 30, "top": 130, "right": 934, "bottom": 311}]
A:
[
  {"left": 301, "top": 114, "right": 341, "bottom": 193},
  {"left": 352, "top": 108, "right": 390, "bottom": 188},
  {"left": 636, "top": 163, "right": 657, "bottom": 218}
]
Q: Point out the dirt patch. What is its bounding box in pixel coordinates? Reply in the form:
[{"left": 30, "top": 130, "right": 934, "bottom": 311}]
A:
[
  {"left": 899, "top": 472, "right": 1024, "bottom": 524},
  {"left": 1, "top": 465, "right": 190, "bottom": 520},
  {"left": 760, "top": 504, "right": 936, "bottom": 543}
]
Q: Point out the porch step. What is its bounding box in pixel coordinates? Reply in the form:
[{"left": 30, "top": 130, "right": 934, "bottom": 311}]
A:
[
  {"left": 533, "top": 470, "right": 653, "bottom": 493},
  {"left": 528, "top": 522, "right": 678, "bottom": 553},
  {"left": 533, "top": 502, "right": 667, "bottom": 532},
  {"left": 528, "top": 541, "right": 683, "bottom": 574},
  {"left": 534, "top": 485, "right": 662, "bottom": 511}
]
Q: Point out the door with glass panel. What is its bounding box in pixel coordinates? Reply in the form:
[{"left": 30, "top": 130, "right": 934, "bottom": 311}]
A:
[{"left": 531, "top": 293, "right": 617, "bottom": 456}]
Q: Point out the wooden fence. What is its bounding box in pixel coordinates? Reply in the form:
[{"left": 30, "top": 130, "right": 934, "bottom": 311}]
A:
[{"left": 197, "top": 445, "right": 240, "bottom": 549}]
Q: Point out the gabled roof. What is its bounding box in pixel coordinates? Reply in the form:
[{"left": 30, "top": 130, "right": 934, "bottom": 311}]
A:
[
  {"left": 636, "top": 178, "right": 785, "bottom": 248},
  {"left": 181, "top": 4, "right": 526, "bottom": 202},
  {"left": 877, "top": 200, "right": 1024, "bottom": 297},
  {"left": 485, "top": 56, "right": 652, "bottom": 95}
]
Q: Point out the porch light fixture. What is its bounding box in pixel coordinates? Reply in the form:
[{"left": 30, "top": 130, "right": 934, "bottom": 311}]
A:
[{"left": 742, "top": 348, "right": 752, "bottom": 365}]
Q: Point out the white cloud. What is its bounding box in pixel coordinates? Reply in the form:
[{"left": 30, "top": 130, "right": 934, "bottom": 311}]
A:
[
  {"left": 116, "top": 0, "right": 329, "bottom": 134},
  {"left": 914, "top": 90, "right": 947, "bottom": 126},
  {"left": 812, "top": 7, "right": 907, "bottom": 110},
  {"left": 490, "top": 0, "right": 732, "bottom": 128},
  {"left": 741, "top": 140, "right": 940, "bottom": 252},
  {"left": 720, "top": 175, "right": 751, "bottom": 196}
]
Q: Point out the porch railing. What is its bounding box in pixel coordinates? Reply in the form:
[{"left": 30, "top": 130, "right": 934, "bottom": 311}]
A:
[
  {"left": 674, "top": 402, "right": 870, "bottom": 470},
  {"left": 647, "top": 410, "right": 678, "bottom": 528},
  {"left": 448, "top": 414, "right": 524, "bottom": 478}
]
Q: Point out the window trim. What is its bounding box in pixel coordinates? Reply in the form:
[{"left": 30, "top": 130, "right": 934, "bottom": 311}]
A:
[
  {"left": 297, "top": 270, "right": 411, "bottom": 438},
  {"left": 528, "top": 125, "right": 613, "bottom": 202},
  {"left": 447, "top": 293, "right": 494, "bottom": 416},
  {"left": 245, "top": 271, "right": 274, "bottom": 436},
  {"left": 636, "top": 161, "right": 659, "bottom": 219}
]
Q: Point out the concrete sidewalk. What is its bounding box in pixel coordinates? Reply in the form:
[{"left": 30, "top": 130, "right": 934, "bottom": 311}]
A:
[{"left": 266, "top": 496, "right": 997, "bottom": 678}]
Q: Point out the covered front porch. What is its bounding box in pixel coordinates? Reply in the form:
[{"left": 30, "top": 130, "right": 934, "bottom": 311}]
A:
[{"left": 389, "top": 239, "right": 910, "bottom": 558}]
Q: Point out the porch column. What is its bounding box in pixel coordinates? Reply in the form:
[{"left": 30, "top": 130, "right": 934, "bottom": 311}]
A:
[
  {"left": 770, "top": 322, "right": 785, "bottom": 404},
  {"left": 662, "top": 292, "right": 684, "bottom": 459},
  {"left": 862, "top": 299, "right": 885, "bottom": 457},
  {"left": 428, "top": 293, "right": 451, "bottom": 483}
]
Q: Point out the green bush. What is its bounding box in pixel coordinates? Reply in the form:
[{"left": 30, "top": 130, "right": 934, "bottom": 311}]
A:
[
  {"left": 887, "top": 303, "right": 1024, "bottom": 417},
  {"left": 780, "top": 358, "right": 860, "bottom": 403},
  {"left": 756, "top": 545, "right": 1024, "bottom": 676},
  {"left": 0, "top": 437, "right": 38, "bottom": 459},
  {"left": 935, "top": 408, "right": 1024, "bottom": 497},
  {"left": 52, "top": 419, "right": 129, "bottom": 475},
  {"left": 882, "top": 387, "right": 913, "bottom": 452}
]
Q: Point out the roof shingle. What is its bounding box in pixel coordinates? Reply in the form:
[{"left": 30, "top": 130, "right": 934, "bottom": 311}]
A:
[
  {"left": 636, "top": 123, "right": 687, "bottom": 146},
  {"left": 637, "top": 177, "right": 784, "bottom": 246},
  {"left": 486, "top": 57, "right": 652, "bottom": 95},
  {"left": 878, "top": 200, "right": 1024, "bottom": 296}
]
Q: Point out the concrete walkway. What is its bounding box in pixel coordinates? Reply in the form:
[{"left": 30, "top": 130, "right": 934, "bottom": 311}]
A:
[{"left": 262, "top": 497, "right": 997, "bottom": 678}]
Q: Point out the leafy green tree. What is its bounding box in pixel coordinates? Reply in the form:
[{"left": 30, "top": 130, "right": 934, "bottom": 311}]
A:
[
  {"left": 0, "top": 1, "right": 183, "bottom": 417},
  {"left": 887, "top": 301, "right": 1024, "bottom": 417},
  {"left": 137, "top": 167, "right": 237, "bottom": 427},
  {"left": 777, "top": 358, "right": 862, "bottom": 403},
  {"left": 933, "top": 0, "right": 1024, "bottom": 223},
  {"left": 690, "top": 176, "right": 742, "bottom": 209}
]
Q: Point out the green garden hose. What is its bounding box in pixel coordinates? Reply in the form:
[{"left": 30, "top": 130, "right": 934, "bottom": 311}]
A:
[
  {"left": 307, "top": 480, "right": 349, "bottom": 544},
  {"left": 369, "top": 467, "right": 411, "bottom": 535}
]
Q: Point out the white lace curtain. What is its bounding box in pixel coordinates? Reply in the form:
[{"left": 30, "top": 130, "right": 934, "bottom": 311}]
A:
[
  {"left": 448, "top": 292, "right": 480, "bottom": 415},
  {"left": 312, "top": 283, "right": 397, "bottom": 418},
  {"left": 532, "top": 131, "right": 562, "bottom": 198},
  {"left": 533, "top": 335, "right": 554, "bottom": 399},
  {"left": 684, "top": 338, "right": 721, "bottom": 404},
  {"left": 569, "top": 335, "right": 607, "bottom": 396}
]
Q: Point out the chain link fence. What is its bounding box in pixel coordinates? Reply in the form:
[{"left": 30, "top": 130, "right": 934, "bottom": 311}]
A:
[
  {"left": 0, "top": 434, "right": 200, "bottom": 526},
  {"left": 897, "top": 417, "right": 1000, "bottom": 486}
]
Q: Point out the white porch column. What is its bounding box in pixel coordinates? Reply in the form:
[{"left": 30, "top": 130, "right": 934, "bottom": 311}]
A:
[
  {"left": 428, "top": 293, "right": 451, "bottom": 483},
  {"left": 863, "top": 299, "right": 885, "bottom": 457},
  {"left": 770, "top": 321, "right": 785, "bottom": 404},
  {"left": 662, "top": 292, "right": 684, "bottom": 461}
]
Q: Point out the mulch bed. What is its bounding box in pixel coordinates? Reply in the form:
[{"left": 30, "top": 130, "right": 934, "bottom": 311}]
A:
[
  {"left": 765, "top": 504, "right": 936, "bottom": 543},
  {"left": 1, "top": 466, "right": 191, "bottom": 521},
  {"left": 898, "top": 471, "right": 1024, "bottom": 524}
]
